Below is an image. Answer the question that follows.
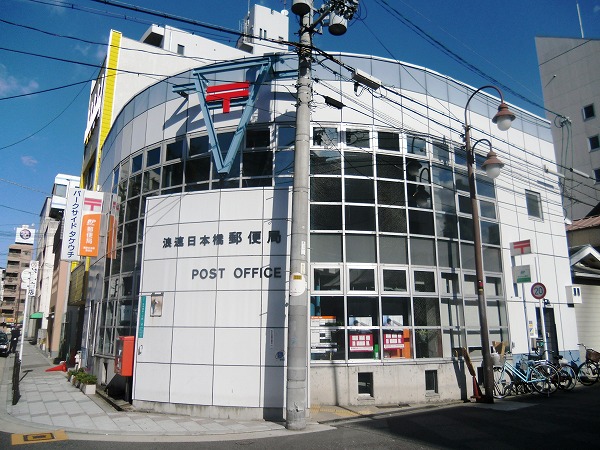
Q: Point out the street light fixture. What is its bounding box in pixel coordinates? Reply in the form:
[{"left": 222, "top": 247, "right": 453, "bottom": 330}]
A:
[{"left": 463, "top": 85, "right": 515, "bottom": 403}]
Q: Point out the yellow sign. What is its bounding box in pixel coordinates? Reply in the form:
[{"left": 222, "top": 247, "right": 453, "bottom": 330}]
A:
[{"left": 11, "top": 430, "right": 68, "bottom": 445}]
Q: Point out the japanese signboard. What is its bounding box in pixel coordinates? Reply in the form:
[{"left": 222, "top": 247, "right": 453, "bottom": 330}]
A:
[
  {"left": 349, "top": 334, "right": 373, "bottom": 352},
  {"left": 79, "top": 191, "right": 103, "bottom": 257},
  {"left": 510, "top": 239, "right": 532, "bottom": 256},
  {"left": 512, "top": 265, "right": 531, "bottom": 283},
  {"left": 27, "top": 261, "right": 39, "bottom": 297},
  {"left": 15, "top": 226, "right": 35, "bottom": 245},
  {"left": 61, "top": 188, "right": 84, "bottom": 262}
]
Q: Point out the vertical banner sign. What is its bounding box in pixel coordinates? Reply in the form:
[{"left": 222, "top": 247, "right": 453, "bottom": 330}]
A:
[
  {"left": 28, "top": 261, "right": 39, "bottom": 297},
  {"left": 80, "top": 191, "right": 103, "bottom": 257},
  {"left": 61, "top": 188, "right": 84, "bottom": 262},
  {"left": 107, "top": 195, "right": 118, "bottom": 259},
  {"left": 138, "top": 296, "right": 146, "bottom": 338}
]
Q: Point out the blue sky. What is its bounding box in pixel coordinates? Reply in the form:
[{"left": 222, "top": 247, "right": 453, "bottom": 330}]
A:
[{"left": 1, "top": 0, "right": 599, "bottom": 261}]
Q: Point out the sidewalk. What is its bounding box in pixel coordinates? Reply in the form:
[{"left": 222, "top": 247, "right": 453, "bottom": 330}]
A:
[{"left": 0, "top": 342, "right": 461, "bottom": 442}]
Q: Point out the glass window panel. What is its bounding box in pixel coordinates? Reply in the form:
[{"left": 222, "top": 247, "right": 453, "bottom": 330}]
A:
[
  {"left": 441, "top": 297, "right": 463, "bottom": 327},
  {"left": 185, "top": 156, "right": 211, "bottom": 184},
  {"left": 379, "top": 235, "right": 408, "bottom": 264},
  {"left": 349, "top": 268, "right": 375, "bottom": 291},
  {"left": 474, "top": 152, "right": 487, "bottom": 170},
  {"left": 348, "top": 296, "right": 379, "bottom": 326},
  {"left": 433, "top": 188, "right": 455, "bottom": 213},
  {"left": 313, "top": 127, "right": 338, "bottom": 147},
  {"left": 166, "top": 140, "right": 184, "bottom": 161},
  {"left": 346, "top": 235, "right": 376, "bottom": 263},
  {"left": 310, "top": 296, "right": 343, "bottom": 323},
  {"left": 125, "top": 198, "right": 140, "bottom": 222},
  {"left": 348, "top": 330, "right": 379, "bottom": 360},
  {"left": 345, "top": 178, "right": 374, "bottom": 203},
  {"left": 407, "top": 135, "right": 427, "bottom": 155},
  {"left": 382, "top": 269, "right": 407, "bottom": 292},
  {"left": 414, "top": 271, "right": 436, "bottom": 293},
  {"left": 443, "top": 329, "right": 465, "bottom": 357},
  {"left": 459, "top": 216, "right": 474, "bottom": 241},
  {"left": 378, "top": 131, "right": 400, "bottom": 151},
  {"left": 376, "top": 154, "right": 404, "bottom": 180},
  {"left": 382, "top": 297, "right": 411, "bottom": 325},
  {"left": 382, "top": 329, "right": 410, "bottom": 359},
  {"left": 121, "top": 246, "right": 136, "bottom": 272},
  {"left": 435, "top": 213, "right": 458, "bottom": 238},
  {"left": 406, "top": 159, "right": 426, "bottom": 182},
  {"left": 310, "top": 150, "right": 341, "bottom": 175},
  {"left": 311, "top": 205, "right": 342, "bottom": 230},
  {"left": 346, "top": 129, "right": 370, "bottom": 148},
  {"left": 311, "top": 328, "right": 345, "bottom": 360},
  {"left": 416, "top": 298, "right": 441, "bottom": 322},
  {"left": 454, "top": 147, "right": 467, "bottom": 166},
  {"left": 344, "top": 153, "right": 373, "bottom": 177},
  {"left": 486, "top": 276, "right": 503, "bottom": 296},
  {"left": 476, "top": 176, "right": 496, "bottom": 199},
  {"left": 415, "top": 329, "right": 443, "bottom": 358},
  {"left": 246, "top": 128, "right": 270, "bottom": 148},
  {"left": 217, "top": 132, "right": 235, "bottom": 158},
  {"left": 313, "top": 268, "right": 341, "bottom": 291},
  {"left": 311, "top": 177, "right": 342, "bottom": 202},
  {"left": 243, "top": 150, "right": 273, "bottom": 177},
  {"left": 123, "top": 221, "right": 138, "bottom": 245},
  {"left": 310, "top": 234, "right": 342, "bottom": 262},
  {"left": 437, "top": 241, "right": 459, "bottom": 267},
  {"left": 345, "top": 205, "right": 376, "bottom": 231},
  {"left": 481, "top": 221, "right": 500, "bottom": 245},
  {"left": 189, "top": 135, "right": 209, "bottom": 156},
  {"left": 132, "top": 154, "right": 142, "bottom": 173},
  {"left": 461, "top": 244, "right": 475, "bottom": 270},
  {"left": 408, "top": 210, "right": 434, "bottom": 235},
  {"left": 162, "top": 163, "right": 183, "bottom": 188},
  {"left": 458, "top": 195, "right": 472, "bottom": 214},
  {"left": 278, "top": 126, "right": 295, "bottom": 148},
  {"left": 143, "top": 168, "right": 161, "bottom": 193},
  {"left": 128, "top": 174, "right": 141, "bottom": 198},
  {"left": 463, "top": 275, "right": 477, "bottom": 296},
  {"left": 378, "top": 207, "right": 407, "bottom": 233},
  {"left": 455, "top": 171, "right": 469, "bottom": 192},
  {"left": 440, "top": 272, "right": 460, "bottom": 295},
  {"left": 432, "top": 164, "right": 453, "bottom": 188},
  {"left": 479, "top": 200, "right": 496, "bottom": 219},
  {"left": 274, "top": 149, "right": 294, "bottom": 176},
  {"left": 407, "top": 184, "right": 432, "bottom": 209},
  {"left": 146, "top": 147, "right": 160, "bottom": 167},
  {"left": 410, "top": 237, "right": 435, "bottom": 266},
  {"left": 432, "top": 141, "right": 449, "bottom": 163},
  {"left": 377, "top": 180, "right": 404, "bottom": 206},
  {"left": 483, "top": 246, "right": 502, "bottom": 272},
  {"left": 525, "top": 190, "right": 543, "bottom": 219}
]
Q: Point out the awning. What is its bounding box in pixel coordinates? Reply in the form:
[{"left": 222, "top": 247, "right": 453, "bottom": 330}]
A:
[{"left": 30, "top": 312, "right": 43, "bottom": 319}]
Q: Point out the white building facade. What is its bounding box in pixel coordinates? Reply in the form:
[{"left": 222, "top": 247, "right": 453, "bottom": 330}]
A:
[{"left": 82, "top": 12, "right": 576, "bottom": 420}]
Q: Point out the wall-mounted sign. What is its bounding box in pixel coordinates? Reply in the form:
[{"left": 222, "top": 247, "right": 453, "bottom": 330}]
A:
[
  {"left": 15, "top": 226, "right": 35, "bottom": 245},
  {"left": 61, "top": 188, "right": 84, "bottom": 262},
  {"left": 512, "top": 265, "right": 531, "bottom": 283},
  {"left": 510, "top": 239, "right": 532, "bottom": 256}
]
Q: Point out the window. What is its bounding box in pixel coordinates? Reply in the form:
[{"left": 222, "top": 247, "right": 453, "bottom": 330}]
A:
[
  {"left": 407, "top": 135, "right": 426, "bottom": 154},
  {"left": 583, "top": 104, "right": 595, "bottom": 120},
  {"left": 346, "top": 129, "right": 369, "bottom": 148},
  {"left": 313, "top": 268, "right": 341, "bottom": 291},
  {"left": 313, "top": 127, "right": 338, "bottom": 147},
  {"left": 525, "top": 190, "right": 543, "bottom": 219},
  {"left": 589, "top": 135, "right": 600, "bottom": 151},
  {"left": 378, "top": 131, "right": 400, "bottom": 151},
  {"left": 595, "top": 168, "right": 600, "bottom": 184},
  {"left": 146, "top": 147, "right": 161, "bottom": 167},
  {"left": 425, "top": 370, "right": 438, "bottom": 393},
  {"left": 177, "top": 44, "right": 185, "bottom": 55}
]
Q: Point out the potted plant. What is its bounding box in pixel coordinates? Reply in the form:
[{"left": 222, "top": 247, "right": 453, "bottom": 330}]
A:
[{"left": 78, "top": 373, "right": 97, "bottom": 395}]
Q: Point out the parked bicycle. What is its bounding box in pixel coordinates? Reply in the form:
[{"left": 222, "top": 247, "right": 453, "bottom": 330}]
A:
[
  {"left": 577, "top": 343, "right": 600, "bottom": 386},
  {"left": 536, "top": 349, "right": 576, "bottom": 391},
  {"left": 493, "top": 353, "right": 559, "bottom": 398}
]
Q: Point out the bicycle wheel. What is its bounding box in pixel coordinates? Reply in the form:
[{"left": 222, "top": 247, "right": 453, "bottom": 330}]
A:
[
  {"left": 558, "top": 365, "right": 576, "bottom": 390},
  {"left": 493, "top": 366, "right": 512, "bottom": 398},
  {"left": 529, "top": 363, "right": 559, "bottom": 395},
  {"left": 577, "top": 361, "right": 599, "bottom": 386}
]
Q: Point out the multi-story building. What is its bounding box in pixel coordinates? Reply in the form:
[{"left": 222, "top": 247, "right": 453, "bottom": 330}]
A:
[
  {"left": 2, "top": 232, "right": 35, "bottom": 326},
  {"left": 536, "top": 37, "right": 600, "bottom": 221},
  {"left": 77, "top": 5, "right": 575, "bottom": 420}
]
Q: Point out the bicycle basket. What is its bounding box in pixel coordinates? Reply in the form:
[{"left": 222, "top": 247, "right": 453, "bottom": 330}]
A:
[{"left": 586, "top": 348, "right": 600, "bottom": 362}]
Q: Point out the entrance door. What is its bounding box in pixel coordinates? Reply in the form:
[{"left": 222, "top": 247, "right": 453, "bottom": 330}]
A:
[{"left": 536, "top": 307, "right": 558, "bottom": 357}]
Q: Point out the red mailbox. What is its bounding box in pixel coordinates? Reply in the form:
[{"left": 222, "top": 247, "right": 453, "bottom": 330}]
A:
[{"left": 115, "top": 336, "right": 135, "bottom": 376}]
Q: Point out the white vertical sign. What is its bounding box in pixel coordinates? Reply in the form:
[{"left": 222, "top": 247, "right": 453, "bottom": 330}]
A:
[
  {"left": 28, "top": 261, "right": 39, "bottom": 297},
  {"left": 61, "top": 188, "right": 85, "bottom": 262}
]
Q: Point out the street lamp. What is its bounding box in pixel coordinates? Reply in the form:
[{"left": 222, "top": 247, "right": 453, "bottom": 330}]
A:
[
  {"left": 287, "top": 0, "right": 359, "bottom": 431},
  {"left": 463, "top": 85, "right": 515, "bottom": 403}
]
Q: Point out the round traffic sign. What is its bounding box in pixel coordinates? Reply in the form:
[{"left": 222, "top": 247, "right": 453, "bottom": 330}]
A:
[
  {"left": 20, "top": 269, "right": 32, "bottom": 282},
  {"left": 531, "top": 282, "right": 546, "bottom": 299}
]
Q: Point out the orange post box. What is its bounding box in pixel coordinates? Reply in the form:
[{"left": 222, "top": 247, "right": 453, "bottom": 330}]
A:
[{"left": 115, "top": 336, "right": 135, "bottom": 376}]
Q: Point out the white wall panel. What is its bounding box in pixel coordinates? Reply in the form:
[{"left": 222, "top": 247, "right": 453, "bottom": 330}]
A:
[
  {"left": 170, "top": 364, "right": 213, "bottom": 405},
  {"left": 213, "top": 328, "right": 261, "bottom": 366},
  {"left": 172, "top": 291, "right": 216, "bottom": 328},
  {"left": 134, "top": 363, "right": 171, "bottom": 402},
  {"left": 213, "top": 365, "right": 260, "bottom": 407},
  {"left": 171, "top": 327, "right": 214, "bottom": 365}
]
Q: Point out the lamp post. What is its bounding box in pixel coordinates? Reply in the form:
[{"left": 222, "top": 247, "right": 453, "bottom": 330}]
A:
[
  {"left": 287, "top": 0, "right": 359, "bottom": 430},
  {"left": 463, "top": 85, "right": 515, "bottom": 403}
]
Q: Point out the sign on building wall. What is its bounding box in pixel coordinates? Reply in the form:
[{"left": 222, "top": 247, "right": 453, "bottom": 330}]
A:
[
  {"left": 79, "top": 191, "right": 103, "bottom": 257},
  {"left": 512, "top": 265, "right": 532, "bottom": 283},
  {"left": 15, "top": 226, "right": 35, "bottom": 245},
  {"left": 61, "top": 188, "right": 84, "bottom": 262},
  {"left": 510, "top": 239, "right": 532, "bottom": 256}
]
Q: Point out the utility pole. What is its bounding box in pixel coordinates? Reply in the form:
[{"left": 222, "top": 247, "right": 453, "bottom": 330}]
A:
[{"left": 286, "top": 0, "right": 359, "bottom": 431}]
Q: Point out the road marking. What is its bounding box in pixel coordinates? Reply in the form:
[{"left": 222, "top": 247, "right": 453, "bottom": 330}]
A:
[{"left": 11, "top": 430, "right": 68, "bottom": 445}]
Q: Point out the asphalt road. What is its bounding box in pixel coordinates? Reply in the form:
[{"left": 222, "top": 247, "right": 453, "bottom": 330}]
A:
[{"left": 2, "top": 384, "right": 599, "bottom": 448}]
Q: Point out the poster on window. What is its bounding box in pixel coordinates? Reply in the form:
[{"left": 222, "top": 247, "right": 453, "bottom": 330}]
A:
[
  {"left": 349, "top": 333, "right": 373, "bottom": 352},
  {"left": 383, "top": 315, "right": 403, "bottom": 327},
  {"left": 383, "top": 333, "right": 404, "bottom": 350}
]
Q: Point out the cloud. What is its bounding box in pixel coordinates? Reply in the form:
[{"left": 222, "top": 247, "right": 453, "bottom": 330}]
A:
[
  {"left": 0, "top": 64, "right": 40, "bottom": 97},
  {"left": 21, "top": 156, "right": 38, "bottom": 167},
  {"left": 594, "top": 5, "right": 600, "bottom": 13},
  {"left": 74, "top": 44, "right": 91, "bottom": 57}
]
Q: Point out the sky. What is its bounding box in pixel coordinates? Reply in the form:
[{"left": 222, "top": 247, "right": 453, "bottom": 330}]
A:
[{"left": 1, "top": 0, "right": 599, "bottom": 263}]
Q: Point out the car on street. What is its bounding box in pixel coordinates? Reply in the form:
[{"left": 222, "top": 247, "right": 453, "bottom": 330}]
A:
[{"left": 0, "top": 332, "right": 9, "bottom": 357}]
